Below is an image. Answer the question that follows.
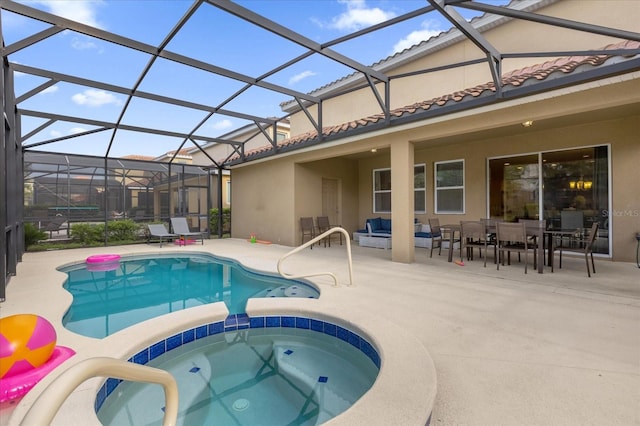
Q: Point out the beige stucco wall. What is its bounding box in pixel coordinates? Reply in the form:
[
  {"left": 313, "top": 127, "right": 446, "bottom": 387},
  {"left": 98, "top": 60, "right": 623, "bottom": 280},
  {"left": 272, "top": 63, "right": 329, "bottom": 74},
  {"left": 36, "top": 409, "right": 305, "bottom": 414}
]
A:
[
  {"left": 288, "top": 0, "right": 639, "bottom": 135},
  {"left": 231, "top": 157, "right": 296, "bottom": 245}
]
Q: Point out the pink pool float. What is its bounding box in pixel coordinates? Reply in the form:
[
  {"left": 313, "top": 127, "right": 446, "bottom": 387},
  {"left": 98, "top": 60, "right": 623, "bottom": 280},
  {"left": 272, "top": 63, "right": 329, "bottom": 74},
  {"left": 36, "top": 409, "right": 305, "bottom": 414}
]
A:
[{"left": 86, "top": 254, "right": 121, "bottom": 271}]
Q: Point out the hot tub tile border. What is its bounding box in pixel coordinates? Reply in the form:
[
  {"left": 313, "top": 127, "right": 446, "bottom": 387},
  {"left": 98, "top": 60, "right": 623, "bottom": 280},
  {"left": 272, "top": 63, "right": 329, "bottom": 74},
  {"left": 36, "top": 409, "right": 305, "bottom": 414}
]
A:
[{"left": 95, "top": 314, "right": 381, "bottom": 413}]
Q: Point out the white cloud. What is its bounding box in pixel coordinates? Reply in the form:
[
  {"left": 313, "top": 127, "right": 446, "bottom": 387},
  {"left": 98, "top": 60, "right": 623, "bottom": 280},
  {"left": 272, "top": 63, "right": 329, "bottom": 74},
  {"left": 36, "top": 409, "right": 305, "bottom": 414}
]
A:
[
  {"left": 71, "top": 37, "right": 99, "bottom": 51},
  {"left": 69, "top": 127, "right": 87, "bottom": 134},
  {"left": 289, "top": 70, "right": 317, "bottom": 85},
  {"left": 50, "top": 130, "right": 62, "bottom": 138},
  {"left": 392, "top": 20, "right": 444, "bottom": 54},
  {"left": 71, "top": 89, "right": 122, "bottom": 107},
  {"left": 211, "top": 119, "right": 233, "bottom": 131},
  {"left": 328, "top": 0, "right": 396, "bottom": 31},
  {"left": 34, "top": 1, "right": 104, "bottom": 28},
  {"left": 41, "top": 85, "right": 59, "bottom": 95}
]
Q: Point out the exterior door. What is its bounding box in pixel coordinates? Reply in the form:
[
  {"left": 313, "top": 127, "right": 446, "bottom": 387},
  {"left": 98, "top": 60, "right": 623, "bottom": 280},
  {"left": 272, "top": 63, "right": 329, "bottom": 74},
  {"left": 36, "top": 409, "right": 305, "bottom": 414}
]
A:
[{"left": 322, "top": 178, "right": 340, "bottom": 226}]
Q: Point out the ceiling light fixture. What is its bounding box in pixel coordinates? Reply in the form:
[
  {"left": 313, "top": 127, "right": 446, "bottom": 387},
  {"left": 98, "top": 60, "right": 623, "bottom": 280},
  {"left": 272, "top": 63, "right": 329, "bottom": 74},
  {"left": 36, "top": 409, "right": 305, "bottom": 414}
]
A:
[
  {"left": 521, "top": 120, "right": 534, "bottom": 127},
  {"left": 371, "top": 148, "right": 377, "bottom": 153}
]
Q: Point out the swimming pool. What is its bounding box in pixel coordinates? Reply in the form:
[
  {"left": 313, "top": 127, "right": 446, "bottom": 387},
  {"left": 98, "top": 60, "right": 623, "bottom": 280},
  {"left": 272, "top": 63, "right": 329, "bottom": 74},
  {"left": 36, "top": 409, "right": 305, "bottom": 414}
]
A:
[
  {"left": 59, "top": 253, "right": 319, "bottom": 338},
  {"left": 96, "top": 316, "right": 380, "bottom": 426}
]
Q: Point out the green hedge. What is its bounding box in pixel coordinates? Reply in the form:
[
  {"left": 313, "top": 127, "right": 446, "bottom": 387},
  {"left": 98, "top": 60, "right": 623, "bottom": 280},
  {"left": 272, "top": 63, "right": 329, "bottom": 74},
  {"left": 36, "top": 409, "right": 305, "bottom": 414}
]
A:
[
  {"left": 209, "top": 208, "right": 231, "bottom": 235},
  {"left": 24, "top": 222, "right": 47, "bottom": 248},
  {"left": 70, "top": 219, "right": 141, "bottom": 244}
]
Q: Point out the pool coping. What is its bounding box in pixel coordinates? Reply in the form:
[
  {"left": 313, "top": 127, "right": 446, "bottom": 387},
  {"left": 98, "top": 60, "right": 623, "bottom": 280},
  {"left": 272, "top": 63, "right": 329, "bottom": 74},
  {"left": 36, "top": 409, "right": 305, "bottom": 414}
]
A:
[{"left": 7, "top": 249, "right": 436, "bottom": 426}]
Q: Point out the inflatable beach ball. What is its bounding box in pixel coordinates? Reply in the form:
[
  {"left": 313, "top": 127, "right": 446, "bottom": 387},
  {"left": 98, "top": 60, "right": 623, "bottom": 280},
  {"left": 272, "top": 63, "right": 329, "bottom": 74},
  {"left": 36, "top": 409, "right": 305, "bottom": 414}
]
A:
[{"left": 0, "top": 314, "right": 57, "bottom": 379}]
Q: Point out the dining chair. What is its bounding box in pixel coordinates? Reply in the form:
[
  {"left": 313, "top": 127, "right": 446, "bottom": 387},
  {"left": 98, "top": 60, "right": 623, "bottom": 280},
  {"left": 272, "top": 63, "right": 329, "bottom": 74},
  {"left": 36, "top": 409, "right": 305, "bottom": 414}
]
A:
[
  {"left": 460, "top": 221, "right": 492, "bottom": 267},
  {"left": 300, "top": 217, "right": 315, "bottom": 248},
  {"left": 480, "top": 218, "right": 502, "bottom": 263},
  {"left": 552, "top": 222, "right": 599, "bottom": 277},
  {"left": 496, "top": 222, "right": 532, "bottom": 273},
  {"left": 427, "top": 218, "right": 444, "bottom": 258},
  {"left": 316, "top": 216, "right": 341, "bottom": 247},
  {"left": 519, "top": 219, "right": 546, "bottom": 266}
]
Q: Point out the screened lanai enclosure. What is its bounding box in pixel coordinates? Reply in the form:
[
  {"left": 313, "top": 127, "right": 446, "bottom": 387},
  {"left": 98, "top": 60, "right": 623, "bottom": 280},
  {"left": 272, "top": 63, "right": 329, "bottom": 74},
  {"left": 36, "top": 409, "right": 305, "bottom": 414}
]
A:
[
  {"left": 2, "top": 0, "right": 639, "bottom": 299},
  {"left": 23, "top": 152, "right": 212, "bottom": 240}
]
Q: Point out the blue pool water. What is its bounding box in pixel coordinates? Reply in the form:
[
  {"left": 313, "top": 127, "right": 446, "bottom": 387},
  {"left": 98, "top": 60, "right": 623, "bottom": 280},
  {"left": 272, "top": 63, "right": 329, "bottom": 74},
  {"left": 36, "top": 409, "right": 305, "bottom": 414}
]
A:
[
  {"left": 60, "top": 254, "right": 319, "bottom": 338},
  {"left": 97, "top": 318, "right": 380, "bottom": 426}
]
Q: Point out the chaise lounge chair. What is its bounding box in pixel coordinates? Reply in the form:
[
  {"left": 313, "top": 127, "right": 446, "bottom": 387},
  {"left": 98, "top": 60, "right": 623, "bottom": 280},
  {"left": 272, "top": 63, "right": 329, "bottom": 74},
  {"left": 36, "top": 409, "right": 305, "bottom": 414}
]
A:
[
  {"left": 170, "top": 217, "right": 205, "bottom": 245},
  {"left": 147, "top": 224, "right": 177, "bottom": 248}
]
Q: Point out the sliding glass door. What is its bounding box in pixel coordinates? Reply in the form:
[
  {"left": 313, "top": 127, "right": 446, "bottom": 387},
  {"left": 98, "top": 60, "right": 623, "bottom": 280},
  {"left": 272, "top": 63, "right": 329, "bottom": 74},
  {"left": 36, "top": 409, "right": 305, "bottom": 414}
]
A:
[{"left": 488, "top": 146, "right": 609, "bottom": 254}]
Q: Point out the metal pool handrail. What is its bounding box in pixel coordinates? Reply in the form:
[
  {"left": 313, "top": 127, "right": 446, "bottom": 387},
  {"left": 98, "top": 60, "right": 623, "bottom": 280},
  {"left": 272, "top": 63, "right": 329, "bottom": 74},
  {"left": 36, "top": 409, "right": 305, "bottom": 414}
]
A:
[
  {"left": 20, "top": 357, "right": 179, "bottom": 426},
  {"left": 277, "top": 227, "right": 354, "bottom": 287}
]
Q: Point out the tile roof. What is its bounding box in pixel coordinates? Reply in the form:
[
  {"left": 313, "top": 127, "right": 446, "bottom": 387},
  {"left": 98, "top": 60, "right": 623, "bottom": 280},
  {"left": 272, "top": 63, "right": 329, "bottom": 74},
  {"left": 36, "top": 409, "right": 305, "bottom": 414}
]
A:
[{"left": 230, "top": 40, "right": 640, "bottom": 164}]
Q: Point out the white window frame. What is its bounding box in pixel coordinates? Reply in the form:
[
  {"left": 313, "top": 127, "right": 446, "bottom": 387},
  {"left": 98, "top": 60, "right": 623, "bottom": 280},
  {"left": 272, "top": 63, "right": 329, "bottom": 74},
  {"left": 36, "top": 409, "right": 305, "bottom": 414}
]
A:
[
  {"left": 373, "top": 164, "right": 427, "bottom": 214},
  {"left": 373, "top": 168, "right": 391, "bottom": 213},
  {"left": 434, "top": 159, "right": 465, "bottom": 214},
  {"left": 225, "top": 180, "right": 231, "bottom": 205},
  {"left": 414, "top": 163, "right": 426, "bottom": 214}
]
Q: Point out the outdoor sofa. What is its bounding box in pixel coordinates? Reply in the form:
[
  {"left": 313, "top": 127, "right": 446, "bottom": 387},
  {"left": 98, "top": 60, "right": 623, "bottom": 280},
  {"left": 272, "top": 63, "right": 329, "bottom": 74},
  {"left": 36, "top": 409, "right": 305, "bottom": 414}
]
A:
[{"left": 353, "top": 217, "right": 458, "bottom": 249}]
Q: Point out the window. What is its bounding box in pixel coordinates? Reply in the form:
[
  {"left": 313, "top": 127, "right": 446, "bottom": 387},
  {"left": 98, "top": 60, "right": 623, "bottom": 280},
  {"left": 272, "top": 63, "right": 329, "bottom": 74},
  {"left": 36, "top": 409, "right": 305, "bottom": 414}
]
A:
[
  {"left": 435, "top": 160, "right": 464, "bottom": 213},
  {"left": 414, "top": 164, "right": 426, "bottom": 213},
  {"left": 373, "top": 165, "right": 427, "bottom": 213},
  {"left": 373, "top": 168, "right": 391, "bottom": 213},
  {"left": 226, "top": 179, "right": 231, "bottom": 205}
]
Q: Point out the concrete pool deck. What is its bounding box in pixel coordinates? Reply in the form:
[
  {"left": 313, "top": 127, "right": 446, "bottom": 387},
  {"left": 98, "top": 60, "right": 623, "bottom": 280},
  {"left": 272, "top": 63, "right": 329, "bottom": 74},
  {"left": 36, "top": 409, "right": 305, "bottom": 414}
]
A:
[{"left": 1, "top": 239, "right": 638, "bottom": 425}]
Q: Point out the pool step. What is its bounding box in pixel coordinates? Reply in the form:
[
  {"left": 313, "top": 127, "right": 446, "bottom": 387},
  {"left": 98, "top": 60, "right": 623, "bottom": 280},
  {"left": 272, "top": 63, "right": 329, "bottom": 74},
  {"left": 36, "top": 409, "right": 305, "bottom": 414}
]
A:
[
  {"left": 273, "top": 343, "right": 352, "bottom": 418},
  {"left": 256, "top": 285, "right": 317, "bottom": 299}
]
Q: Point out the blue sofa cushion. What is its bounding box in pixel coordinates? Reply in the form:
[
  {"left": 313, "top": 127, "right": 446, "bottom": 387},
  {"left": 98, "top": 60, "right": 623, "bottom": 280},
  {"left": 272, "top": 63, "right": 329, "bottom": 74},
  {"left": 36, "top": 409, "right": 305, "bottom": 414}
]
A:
[
  {"left": 366, "top": 217, "right": 383, "bottom": 233},
  {"left": 380, "top": 218, "right": 391, "bottom": 232},
  {"left": 415, "top": 231, "right": 440, "bottom": 238}
]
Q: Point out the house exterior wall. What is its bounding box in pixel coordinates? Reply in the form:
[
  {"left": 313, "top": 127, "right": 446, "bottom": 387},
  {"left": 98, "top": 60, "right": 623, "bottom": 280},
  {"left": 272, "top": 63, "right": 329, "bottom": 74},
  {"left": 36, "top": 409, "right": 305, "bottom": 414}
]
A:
[
  {"left": 230, "top": 74, "right": 639, "bottom": 262},
  {"left": 230, "top": 0, "right": 639, "bottom": 263},
  {"left": 288, "top": 0, "right": 639, "bottom": 135},
  {"left": 231, "top": 157, "right": 296, "bottom": 245}
]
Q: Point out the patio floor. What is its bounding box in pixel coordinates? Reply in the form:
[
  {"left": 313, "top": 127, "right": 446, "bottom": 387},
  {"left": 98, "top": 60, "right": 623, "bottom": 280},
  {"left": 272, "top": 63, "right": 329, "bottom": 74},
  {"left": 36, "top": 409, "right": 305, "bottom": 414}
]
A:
[{"left": 1, "top": 239, "right": 639, "bottom": 425}]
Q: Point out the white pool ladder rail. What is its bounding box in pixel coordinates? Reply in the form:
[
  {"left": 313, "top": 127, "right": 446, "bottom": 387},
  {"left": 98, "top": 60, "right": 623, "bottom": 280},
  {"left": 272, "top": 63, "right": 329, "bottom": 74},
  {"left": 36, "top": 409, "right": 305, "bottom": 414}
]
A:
[
  {"left": 277, "top": 227, "right": 354, "bottom": 287},
  {"left": 20, "top": 357, "right": 179, "bottom": 426}
]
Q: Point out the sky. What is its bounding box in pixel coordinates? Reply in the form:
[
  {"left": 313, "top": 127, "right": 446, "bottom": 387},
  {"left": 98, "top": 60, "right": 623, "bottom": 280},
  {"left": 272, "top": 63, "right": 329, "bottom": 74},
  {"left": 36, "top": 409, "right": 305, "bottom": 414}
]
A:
[{"left": 1, "top": 0, "right": 504, "bottom": 158}]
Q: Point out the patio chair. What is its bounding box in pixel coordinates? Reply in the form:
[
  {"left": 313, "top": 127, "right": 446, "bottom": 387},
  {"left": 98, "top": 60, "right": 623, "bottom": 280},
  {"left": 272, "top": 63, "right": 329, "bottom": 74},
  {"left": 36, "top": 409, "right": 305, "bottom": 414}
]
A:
[
  {"left": 44, "top": 216, "right": 67, "bottom": 239},
  {"left": 170, "top": 217, "right": 205, "bottom": 245},
  {"left": 460, "top": 221, "right": 493, "bottom": 267},
  {"left": 300, "top": 217, "right": 315, "bottom": 248},
  {"left": 427, "top": 218, "right": 444, "bottom": 258},
  {"left": 519, "top": 219, "right": 547, "bottom": 266},
  {"left": 316, "top": 216, "right": 342, "bottom": 247},
  {"left": 147, "top": 224, "right": 177, "bottom": 248},
  {"left": 552, "top": 222, "right": 599, "bottom": 277},
  {"left": 496, "top": 222, "right": 533, "bottom": 274}
]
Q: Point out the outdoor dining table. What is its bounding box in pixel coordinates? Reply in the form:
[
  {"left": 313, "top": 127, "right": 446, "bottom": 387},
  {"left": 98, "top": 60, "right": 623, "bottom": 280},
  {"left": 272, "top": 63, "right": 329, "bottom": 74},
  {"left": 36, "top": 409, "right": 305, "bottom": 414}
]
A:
[
  {"left": 449, "top": 221, "right": 547, "bottom": 274},
  {"left": 490, "top": 222, "right": 546, "bottom": 273}
]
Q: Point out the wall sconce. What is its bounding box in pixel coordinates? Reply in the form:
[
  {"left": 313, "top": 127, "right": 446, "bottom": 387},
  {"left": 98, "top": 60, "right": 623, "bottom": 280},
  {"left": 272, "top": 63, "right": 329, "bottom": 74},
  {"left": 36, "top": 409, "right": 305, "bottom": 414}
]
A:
[
  {"left": 521, "top": 120, "right": 534, "bottom": 127},
  {"left": 371, "top": 148, "right": 377, "bottom": 153}
]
